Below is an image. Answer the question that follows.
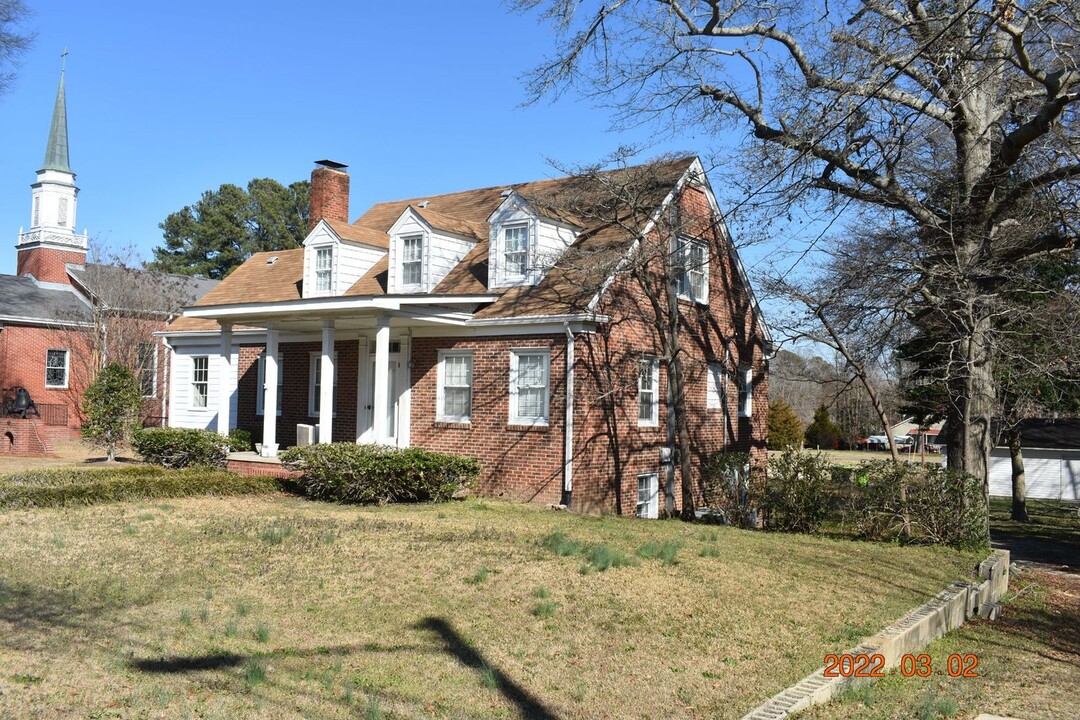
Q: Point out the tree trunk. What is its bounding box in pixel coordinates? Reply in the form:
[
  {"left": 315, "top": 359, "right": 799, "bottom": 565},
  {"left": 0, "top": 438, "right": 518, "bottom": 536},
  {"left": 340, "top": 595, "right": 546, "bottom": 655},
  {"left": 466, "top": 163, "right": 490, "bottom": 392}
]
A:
[{"left": 1008, "top": 430, "right": 1029, "bottom": 523}]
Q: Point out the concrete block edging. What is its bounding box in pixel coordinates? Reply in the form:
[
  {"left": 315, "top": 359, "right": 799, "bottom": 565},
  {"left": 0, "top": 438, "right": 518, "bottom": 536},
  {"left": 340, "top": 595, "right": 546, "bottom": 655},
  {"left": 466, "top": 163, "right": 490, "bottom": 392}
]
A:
[{"left": 740, "top": 550, "right": 1010, "bottom": 720}]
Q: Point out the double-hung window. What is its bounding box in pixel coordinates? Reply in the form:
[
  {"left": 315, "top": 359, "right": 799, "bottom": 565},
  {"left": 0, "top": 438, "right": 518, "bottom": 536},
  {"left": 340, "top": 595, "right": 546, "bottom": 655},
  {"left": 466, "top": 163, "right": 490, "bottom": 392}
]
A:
[
  {"left": 738, "top": 367, "right": 753, "bottom": 418},
  {"left": 676, "top": 236, "right": 709, "bottom": 302},
  {"left": 510, "top": 349, "right": 549, "bottom": 425},
  {"left": 707, "top": 362, "right": 725, "bottom": 410},
  {"left": 638, "top": 356, "right": 659, "bottom": 427},
  {"left": 437, "top": 350, "right": 473, "bottom": 423},
  {"left": 191, "top": 356, "right": 209, "bottom": 408},
  {"left": 504, "top": 224, "right": 529, "bottom": 277},
  {"left": 315, "top": 247, "right": 333, "bottom": 292},
  {"left": 45, "top": 349, "right": 69, "bottom": 388},
  {"left": 137, "top": 342, "right": 158, "bottom": 398},
  {"left": 637, "top": 473, "right": 659, "bottom": 519},
  {"left": 402, "top": 235, "right": 424, "bottom": 288},
  {"left": 308, "top": 352, "right": 338, "bottom": 417},
  {"left": 255, "top": 352, "right": 284, "bottom": 416}
]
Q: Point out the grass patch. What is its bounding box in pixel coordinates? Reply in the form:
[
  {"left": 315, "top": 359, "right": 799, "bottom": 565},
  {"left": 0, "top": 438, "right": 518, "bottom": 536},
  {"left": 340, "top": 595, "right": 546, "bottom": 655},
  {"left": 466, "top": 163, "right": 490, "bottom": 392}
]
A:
[
  {"left": 0, "top": 466, "right": 281, "bottom": 509},
  {"left": 699, "top": 544, "right": 722, "bottom": 558},
  {"left": 540, "top": 530, "right": 584, "bottom": 556},
  {"left": 0, "top": 495, "right": 987, "bottom": 719},
  {"left": 542, "top": 531, "right": 638, "bottom": 572},
  {"left": 261, "top": 524, "right": 294, "bottom": 545},
  {"left": 464, "top": 566, "right": 491, "bottom": 585},
  {"left": 244, "top": 657, "right": 267, "bottom": 688}
]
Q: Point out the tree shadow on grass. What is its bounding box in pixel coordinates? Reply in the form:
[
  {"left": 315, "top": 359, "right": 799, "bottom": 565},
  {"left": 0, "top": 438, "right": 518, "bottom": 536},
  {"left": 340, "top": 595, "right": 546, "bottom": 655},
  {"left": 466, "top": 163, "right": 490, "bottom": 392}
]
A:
[
  {"left": 415, "top": 616, "right": 560, "bottom": 720},
  {"left": 131, "top": 653, "right": 245, "bottom": 673}
]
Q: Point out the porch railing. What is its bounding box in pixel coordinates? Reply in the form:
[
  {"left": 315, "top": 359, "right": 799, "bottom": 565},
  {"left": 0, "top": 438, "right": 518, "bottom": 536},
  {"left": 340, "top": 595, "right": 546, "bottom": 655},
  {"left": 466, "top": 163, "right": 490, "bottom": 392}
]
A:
[{"left": 37, "top": 403, "right": 69, "bottom": 427}]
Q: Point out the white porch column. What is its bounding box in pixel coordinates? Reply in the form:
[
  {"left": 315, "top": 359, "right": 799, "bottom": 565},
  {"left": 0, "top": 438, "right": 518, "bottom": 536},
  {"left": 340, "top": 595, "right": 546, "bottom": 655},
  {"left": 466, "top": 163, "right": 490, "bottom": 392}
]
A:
[
  {"left": 261, "top": 325, "right": 279, "bottom": 457},
  {"left": 372, "top": 316, "right": 390, "bottom": 444},
  {"left": 217, "top": 322, "right": 232, "bottom": 436},
  {"left": 319, "top": 319, "right": 335, "bottom": 444}
]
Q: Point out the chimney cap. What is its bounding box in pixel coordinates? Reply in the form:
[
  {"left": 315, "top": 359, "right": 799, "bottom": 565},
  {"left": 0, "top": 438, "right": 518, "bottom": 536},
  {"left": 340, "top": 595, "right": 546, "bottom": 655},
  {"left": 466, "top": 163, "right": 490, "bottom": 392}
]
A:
[{"left": 314, "top": 159, "right": 348, "bottom": 170}]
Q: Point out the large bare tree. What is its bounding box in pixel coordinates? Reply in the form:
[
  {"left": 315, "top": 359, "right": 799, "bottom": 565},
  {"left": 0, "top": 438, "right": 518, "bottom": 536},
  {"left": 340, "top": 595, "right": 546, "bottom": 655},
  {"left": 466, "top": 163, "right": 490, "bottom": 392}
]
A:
[
  {"left": 0, "top": 0, "right": 33, "bottom": 96},
  {"left": 515, "top": 0, "right": 1080, "bottom": 488}
]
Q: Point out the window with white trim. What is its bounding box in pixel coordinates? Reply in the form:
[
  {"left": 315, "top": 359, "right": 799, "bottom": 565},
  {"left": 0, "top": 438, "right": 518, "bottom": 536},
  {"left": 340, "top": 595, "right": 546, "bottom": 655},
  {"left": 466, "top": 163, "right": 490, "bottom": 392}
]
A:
[
  {"left": 402, "top": 234, "right": 423, "bottom": 288},
  {"left": 255, "top": 352, "right": 283, "bottom": 416},
  {"left": 675, "top": 236, "right": 709, "bottom": 302},
  {"left": 315, "top": 247, "right": 333, "bottom": 292},
  {"left": 45, "top": 349, "right": 69, "bottom": 388},
  {"left": 504, "top": 224, "right": 529, "bottom": 277},
  {"left": 137, "top": 342, "right": 158, "bottom": 398},
  {"left": 636, "top": 472, "right": 659, "bottom": 519},
  {"left": 509, "top": 349, "right": 549, "bottom": 425},
  {"left": 738, "top": 367, "right": 753, "bottom": 418},
  {"left": 191, "top": 356, "right": 209, "bottom": 408},
  {"left": 437, "top": 350, "right": 473, "bottom": 423},
  {"left": 638, "top": 356, "right": 659, "bottom": 427},
  {"left": 308, "top": 352, "right": 338, "bottom": 417},
  {"left": 707, "top": 362, "right": 725, "bottom": 410}
]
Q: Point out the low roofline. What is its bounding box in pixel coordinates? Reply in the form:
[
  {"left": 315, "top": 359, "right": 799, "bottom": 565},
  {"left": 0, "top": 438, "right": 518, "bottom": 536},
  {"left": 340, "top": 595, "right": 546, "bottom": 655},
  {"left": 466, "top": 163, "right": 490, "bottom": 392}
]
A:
[{"left": 0, "top": 314, "right": 92, "bottom": 329}]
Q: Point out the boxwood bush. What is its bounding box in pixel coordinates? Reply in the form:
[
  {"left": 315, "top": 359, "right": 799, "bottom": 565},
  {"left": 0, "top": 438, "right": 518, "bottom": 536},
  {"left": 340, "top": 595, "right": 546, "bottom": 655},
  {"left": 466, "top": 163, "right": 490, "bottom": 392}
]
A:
[
  {"left": 132, "top": 428, "right": 229, "bottom": 468},
  {"left": 280, "top": 443, "right": 479, "bottom": 504},
  {"left": 0, "top": 466, "right": 279, "bottom": 509},
  {"left": 763, "top": 448, "right": 833, "bottom": 533}
]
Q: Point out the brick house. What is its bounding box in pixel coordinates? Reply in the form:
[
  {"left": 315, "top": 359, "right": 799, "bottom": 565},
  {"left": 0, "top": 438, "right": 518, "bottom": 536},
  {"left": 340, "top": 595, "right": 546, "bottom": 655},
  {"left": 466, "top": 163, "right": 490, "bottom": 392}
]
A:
[
  {"left": 163, "top": 157, "right": 771, "bottom": 515},
  {"left": 0, "top": 70, "right": 216, "bottom": 453}
]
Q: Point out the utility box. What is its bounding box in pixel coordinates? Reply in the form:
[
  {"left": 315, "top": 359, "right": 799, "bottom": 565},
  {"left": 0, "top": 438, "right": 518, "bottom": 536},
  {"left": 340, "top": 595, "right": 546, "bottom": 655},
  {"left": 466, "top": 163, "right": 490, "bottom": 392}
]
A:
[{"left": 296, "top": 424, "right": 315, "bottom": 446}]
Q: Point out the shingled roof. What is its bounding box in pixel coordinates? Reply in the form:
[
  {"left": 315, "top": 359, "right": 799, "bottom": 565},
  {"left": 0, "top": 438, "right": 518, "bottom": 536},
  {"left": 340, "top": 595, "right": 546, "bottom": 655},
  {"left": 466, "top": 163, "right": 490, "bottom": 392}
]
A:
[{"left": 185, "top": 157, "right": 698, "bottom": 320}]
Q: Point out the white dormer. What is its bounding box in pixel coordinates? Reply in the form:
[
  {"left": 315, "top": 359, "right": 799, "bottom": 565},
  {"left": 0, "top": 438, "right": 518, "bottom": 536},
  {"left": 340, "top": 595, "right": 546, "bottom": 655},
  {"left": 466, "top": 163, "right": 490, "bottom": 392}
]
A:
[
  {"left": 302, "top": 219, "right": 387, "bottom": 298},
  {"left": 387, "top": 207, "right": 476, "bottom": 294},
  {"left": 488, "top": 192, "right": 578, "bottom": 289}
]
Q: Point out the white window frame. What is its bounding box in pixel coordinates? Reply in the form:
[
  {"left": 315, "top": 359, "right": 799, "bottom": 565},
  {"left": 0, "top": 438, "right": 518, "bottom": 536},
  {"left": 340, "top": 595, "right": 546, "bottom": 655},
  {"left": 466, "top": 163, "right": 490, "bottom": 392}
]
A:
[
  {"left": 503, "top": 223, "right": 530, "bottom": 279},
  {"left": 707, "top": 362, "right": 725, "bottom": 410},
  {"left": 191, "top": 355, "right": 209, "bottom": 409},
  {"left": 675, "top": 235, "right": 709, "bottom": 303},
  {"left": 401, "top": 234, "right": 424, "bottom": 290},
  {"left": 738, "top": 366, "right": 753, "bottom": 418},
  {"left": 638, "top": 356, "right": 659, "bottom": 427},
  {"left": 314, "top": 246, "right": 333, "bottom": 293},
  {"left": 255, "top": 351, "right": 283, "bottom": 416},
  {"left": 308, "top": 351, "right": 338, "bottom": 418},
  {"left": 509, "top": 349, "right": 550, "bottom": 426},
  {"left": 45, "top": 348, "right": 69, "bottom": 389},
  {"left": 137, "top": 342, "right": 158, "bottom": 398},
  {"left": 636, "top": 472, "right": 659, "bottom": 519},
  {"left": 436, "top": 350, "right": 473, "bottom": 423}
]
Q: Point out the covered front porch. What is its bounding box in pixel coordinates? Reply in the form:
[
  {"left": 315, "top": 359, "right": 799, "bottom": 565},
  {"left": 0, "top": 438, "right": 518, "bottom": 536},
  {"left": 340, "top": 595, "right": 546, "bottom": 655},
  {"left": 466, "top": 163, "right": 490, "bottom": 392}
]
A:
[{"left": 188, "top": 297, "right": 489, "bottom": 458}]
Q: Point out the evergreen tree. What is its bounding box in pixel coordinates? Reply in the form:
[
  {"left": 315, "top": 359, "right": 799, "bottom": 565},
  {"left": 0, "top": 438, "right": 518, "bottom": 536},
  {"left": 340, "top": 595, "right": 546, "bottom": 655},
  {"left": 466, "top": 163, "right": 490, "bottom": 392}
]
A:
[
  {"left": 804, "top": 404, "right": 842, "bottom": 450},
  {"left": 768, "top": 400, "right": 804, "bottom": 450},
  {"left": 82, "top": 364, "right": 142, "bottom": 462}
]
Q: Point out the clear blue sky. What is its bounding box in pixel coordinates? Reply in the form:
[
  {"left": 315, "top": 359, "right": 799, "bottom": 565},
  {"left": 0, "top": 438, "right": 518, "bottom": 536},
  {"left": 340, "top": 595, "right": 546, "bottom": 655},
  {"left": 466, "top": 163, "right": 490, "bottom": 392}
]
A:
[{"left": 0, "top": 1, "right": 742, "bottom": 275}]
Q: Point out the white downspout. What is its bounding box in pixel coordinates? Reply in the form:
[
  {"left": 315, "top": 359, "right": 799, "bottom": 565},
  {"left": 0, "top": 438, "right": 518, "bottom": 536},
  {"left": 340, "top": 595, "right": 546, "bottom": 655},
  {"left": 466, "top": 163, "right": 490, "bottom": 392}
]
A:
[
  {"left": 161, "top": 330, "right": 174, "bottom": 428},
  {"left": 563, "top": 322, "right": 574, "bottom": 506}
]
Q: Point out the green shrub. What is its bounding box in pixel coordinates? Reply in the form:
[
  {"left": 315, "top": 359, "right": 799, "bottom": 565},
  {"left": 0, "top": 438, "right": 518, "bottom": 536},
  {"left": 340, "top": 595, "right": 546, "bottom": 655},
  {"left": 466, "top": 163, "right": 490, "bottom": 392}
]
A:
[
  {"left": 227, "top": 428, "right": 254, "bottom": 452},
  {"left": 82, "top": 364, "right": 144, "bottom": 462},
  {"left": 280, "top": 443, "right": 479, "bottom": 505},
  {"left": 700, "top": 451, "right": 755, "bottom": 527},
  {"left": 0, "top": 466, "right": 279, "bottom": 509},
  {"left": 763, "top": 449, "right": 833, "bottom": 533},
  {"left": 131, "top": 428, "right": 229, "bottom": 469}
]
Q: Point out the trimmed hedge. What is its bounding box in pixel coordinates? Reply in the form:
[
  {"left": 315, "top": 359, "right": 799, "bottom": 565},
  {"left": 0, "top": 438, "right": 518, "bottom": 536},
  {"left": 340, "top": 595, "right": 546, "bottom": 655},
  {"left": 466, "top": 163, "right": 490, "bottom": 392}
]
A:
[
  {"left": 132, "top": 428, "right": 229, "bottom": 469},
  {"left": 0, "top": 466, "right": 280, "bottom": 509},
  {"left": 763, "top": 448, "right": 833, "bottom": 533},
  {"left": 280, "top": 443, "right": 479, "bottom": 504}
]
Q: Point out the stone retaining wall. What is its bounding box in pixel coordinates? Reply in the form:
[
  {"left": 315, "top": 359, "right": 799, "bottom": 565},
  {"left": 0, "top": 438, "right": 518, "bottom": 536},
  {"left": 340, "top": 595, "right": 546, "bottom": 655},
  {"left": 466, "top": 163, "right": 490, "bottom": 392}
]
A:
[{"left": 740, "top": 550, "right": 1010, "bottom": 720}]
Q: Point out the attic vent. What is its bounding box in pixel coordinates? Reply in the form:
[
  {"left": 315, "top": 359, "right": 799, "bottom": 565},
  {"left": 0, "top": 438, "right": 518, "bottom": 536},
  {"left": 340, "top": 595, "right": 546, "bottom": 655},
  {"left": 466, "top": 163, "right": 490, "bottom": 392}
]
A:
[
  {"left": 418, "top": 200, "right": 430, "bottom": 208},
  {"left": 500, "top": 189, "right": 512, "bottom": 198},
  {"left": 267, "top": 256, "right": 279, "bottom": 265}
]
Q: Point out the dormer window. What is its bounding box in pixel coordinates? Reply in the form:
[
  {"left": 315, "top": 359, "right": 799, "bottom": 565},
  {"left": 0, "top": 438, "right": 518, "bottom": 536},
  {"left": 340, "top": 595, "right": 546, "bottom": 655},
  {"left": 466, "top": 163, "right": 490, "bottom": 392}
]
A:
[
  {"left": 402, "top": 234, "right": 423, "bottom": 289},
  {"left": 315, "top": 247, "right": 333, "bottom": 292},
  {"left": 504, "top": 224, "right": 529, "bottom": 277}
]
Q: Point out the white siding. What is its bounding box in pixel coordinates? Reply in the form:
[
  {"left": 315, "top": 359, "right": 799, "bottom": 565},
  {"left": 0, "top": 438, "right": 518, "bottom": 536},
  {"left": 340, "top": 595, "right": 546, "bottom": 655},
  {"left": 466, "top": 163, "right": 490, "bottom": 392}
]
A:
[
  {"left": 302, "top": 222, "right": 386, "bottom": 297},
  {"left": 427, "top": 231, "right": 473, "bottom": 290},
  {"left": 167, "top": 339, "right": 239, "bottom": 431},
  {"left": 988, "top": 447, "right": 1080, "bottom": 501},
  {"left": 388, "top": 211, "right": 474, "bottom": 293}
]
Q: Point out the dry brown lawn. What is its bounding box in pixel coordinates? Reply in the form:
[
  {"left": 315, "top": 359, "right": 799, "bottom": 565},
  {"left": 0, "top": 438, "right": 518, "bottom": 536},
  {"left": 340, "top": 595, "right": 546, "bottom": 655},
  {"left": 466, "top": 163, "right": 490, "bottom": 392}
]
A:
[
  {"left": 0, "top": 495, "right": 979, "bottom": 719},
  {"left": 0, "top": 439, "right": 114, "bottom": 474}
]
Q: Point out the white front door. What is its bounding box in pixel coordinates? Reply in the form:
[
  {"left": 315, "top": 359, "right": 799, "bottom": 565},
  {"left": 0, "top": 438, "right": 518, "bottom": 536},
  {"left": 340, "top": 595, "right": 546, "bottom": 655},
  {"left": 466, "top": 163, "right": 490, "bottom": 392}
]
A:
[{"left": 358, "top": 351, "right": 401, "bottom": 445}]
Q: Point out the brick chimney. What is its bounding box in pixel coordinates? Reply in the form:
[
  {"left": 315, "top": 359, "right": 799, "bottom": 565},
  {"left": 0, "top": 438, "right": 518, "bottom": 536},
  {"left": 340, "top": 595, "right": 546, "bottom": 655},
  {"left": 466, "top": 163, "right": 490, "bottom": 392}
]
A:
[{"left": 309, "top": 160, "right": 350, "bottom": 231}]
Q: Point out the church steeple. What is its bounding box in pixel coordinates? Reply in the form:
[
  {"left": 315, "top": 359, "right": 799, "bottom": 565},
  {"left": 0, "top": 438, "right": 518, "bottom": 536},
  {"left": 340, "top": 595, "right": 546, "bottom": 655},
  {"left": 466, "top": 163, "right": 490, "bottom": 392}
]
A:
[
  {"left": 40, "top": 67, "right": 71, "bottom": 174},
  {"left": 17, "top": 54, "right": 88, "bottom": 284}
]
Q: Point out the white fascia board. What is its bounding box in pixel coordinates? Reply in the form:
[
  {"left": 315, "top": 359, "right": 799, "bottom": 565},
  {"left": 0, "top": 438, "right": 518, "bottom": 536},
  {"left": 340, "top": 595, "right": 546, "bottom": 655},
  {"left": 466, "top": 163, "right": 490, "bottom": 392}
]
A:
[
  {"left": 154, "top": 327, "right": 267, "bottom": 339},
  {"left": 182, "top": 294, "right": 501, "bottom": 320},
  {"left": 411, "top": 321, "right": 599, "bottom": 338},
  {"left": 394, "top": 294, "right": 498, "bottom": 305},
  {"left": 388, "top": 206, "right": 429, "bottom": 238},
  {"left": 0, "top": 315, "right": 92, "bottom": 329},
  {"left": 466, "top": 313, "right": 608, "bottom": 327}
]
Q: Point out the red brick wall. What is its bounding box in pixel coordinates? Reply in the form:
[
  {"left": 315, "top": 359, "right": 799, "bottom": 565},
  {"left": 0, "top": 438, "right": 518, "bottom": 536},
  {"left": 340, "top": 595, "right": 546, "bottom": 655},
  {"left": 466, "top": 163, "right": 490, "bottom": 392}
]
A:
[
  {"left": 572, "top": 183, "right": 770, "bottom": 516},
  {"left": 236, "top": 340, "right": 360, "bottom": 446},
  {"left": 0, "top": 324, "right": 90, "bottom": 428},
  {"left": 309, "top": 167, "right": 350, "bottom": 230},
  {"left": 410, "top": 335, "right": 566, "bottom": 506},
  {"left": 16, "top": 246, "right": 86, "bottom": 285}
]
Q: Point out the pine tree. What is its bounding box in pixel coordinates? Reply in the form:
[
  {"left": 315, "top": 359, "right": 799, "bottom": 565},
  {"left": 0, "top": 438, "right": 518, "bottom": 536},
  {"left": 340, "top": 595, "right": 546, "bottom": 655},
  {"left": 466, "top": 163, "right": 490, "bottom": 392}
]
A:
[
  {"left": 767, "top": 400, "right": 803, "bottom": 450},
  {"left": 804, "top": 405, "right": 842, "bottom": 450}
]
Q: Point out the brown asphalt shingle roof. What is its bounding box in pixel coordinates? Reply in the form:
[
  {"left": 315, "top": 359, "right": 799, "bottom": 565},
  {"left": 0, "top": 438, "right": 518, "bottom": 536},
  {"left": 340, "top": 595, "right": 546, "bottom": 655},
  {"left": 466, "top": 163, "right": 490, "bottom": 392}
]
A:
[{"left": 180, "top": 157, "right": 696, "bottom": 324}]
